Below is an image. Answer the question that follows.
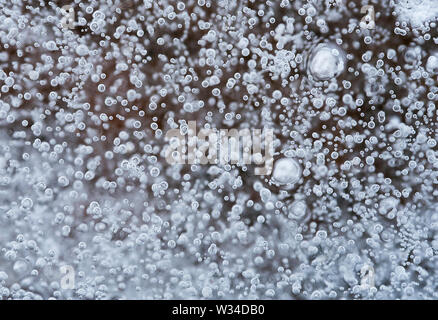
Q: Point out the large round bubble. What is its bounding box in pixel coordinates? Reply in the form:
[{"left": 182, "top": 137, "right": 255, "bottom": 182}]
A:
[
  {"left": 308, "top": 43, "right": 346, "bottom": 81},
  {"left": 272, "top": 158, "right": 302, "bottom": 185}
]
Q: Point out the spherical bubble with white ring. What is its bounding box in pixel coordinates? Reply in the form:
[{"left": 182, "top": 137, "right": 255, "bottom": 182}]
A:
[
  {"left": 308, "top": 43, "right": 346, "bottom": 81},
  {"left": 272, "top": 158, "right": 302, "bottom": 186}
]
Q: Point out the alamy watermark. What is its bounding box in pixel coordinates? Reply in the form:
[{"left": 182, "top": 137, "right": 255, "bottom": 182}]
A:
[
  {"left": 60, "top": 5, "right": 75, "bottom": 30},
  {"left": 360, "top": 5, "right": 375, "bottom": 30},
  {"left": 360, "top": 265, "right": 375, "bottom": 290},
  {"left": 60, "top": 264, "right": 75, "bottom": 290},
  {"left": 165, "top": 121, "right": 274, "bottom": 175}
]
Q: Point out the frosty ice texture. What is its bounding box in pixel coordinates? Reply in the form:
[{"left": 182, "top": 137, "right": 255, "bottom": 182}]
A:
[{"left": 0, "top": 0, "right": 437, "bottom": 300}]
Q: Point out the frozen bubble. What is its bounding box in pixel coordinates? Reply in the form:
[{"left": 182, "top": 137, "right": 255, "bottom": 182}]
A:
[
  {"left": 378, "top": 197, "right": 399, "bottom": 216},
  {"left": 75, "top": 44, "right": 89, "bottom": 56},
  {"left": 28, "top": 70, "right": 39, "bottom": 81},
  {"left": 426, "top": 54, "right": 438, "bottom": 74},
  {"left": 13, "top": 260, "right": 28, "bottom": 275},
  {"left": 288, "top": 200, "right": 308, "bottom": 220},
  {"left": 45, "top": 40, "right": 58, "bottom": 51},
  {"left": 202, "top": 287, "right": 213, "bottom": 298},
  {"left": 272, "top": 158, "right": 301, "bottom": 185},
  {"left": 21, "top": 198, "right": 33, "bottom": 210},
  {"left": 308, "top": 43, "right": 345, "bottom": 81}
]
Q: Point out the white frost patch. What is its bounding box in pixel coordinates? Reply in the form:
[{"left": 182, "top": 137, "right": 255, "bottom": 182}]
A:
[{"left": 395, "top": 0, "right": 438, "bottom": 29}]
